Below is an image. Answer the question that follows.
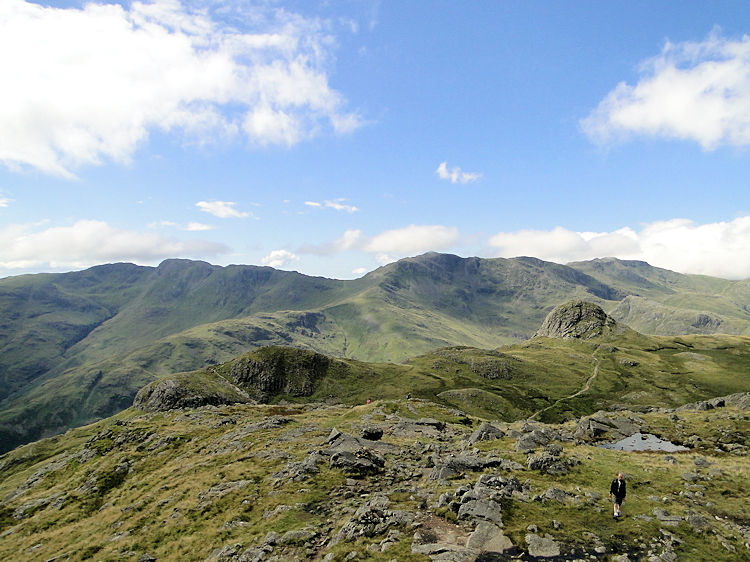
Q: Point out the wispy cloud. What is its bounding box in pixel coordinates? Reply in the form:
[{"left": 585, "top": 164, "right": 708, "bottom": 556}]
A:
[
  {"left": 582, "top": 29, "right": 750, "bottom": 149},
  {"left": 304, "top": 199, "right": 359, "bottom": 212},
  {"left": 0, "top": 0, "right": 362, "bottom": 177},
  {"left": 324, "top": 199, "right": 359, "bottom": 213},
  {"left": 154, "top": 220, "right": 214, "bottom": 232},
  {"left": 488, "top": 216, "right": 750, "bottom": 279},
  {"left": 0, "top": 196, "right": 10, "bottom": 208},
  {"left": 261, "top": 249, "right": 300, "bottom": 269},
  {"left": 196, "top": 201, "right": 250, "bottom": 219},
  {"left": 185, "top": 222, "right": 213, "bottom": 232},
  {"left": 0, "top": 219, "right": 228, "bottom": 271},
  {"left": 436, "top": 162, "right": 482, "bottom": 184}
]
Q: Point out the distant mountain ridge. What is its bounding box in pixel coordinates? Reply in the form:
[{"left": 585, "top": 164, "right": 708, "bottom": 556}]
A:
[{"left": 2, "top": 252, "right": 750, "bottom": 452}]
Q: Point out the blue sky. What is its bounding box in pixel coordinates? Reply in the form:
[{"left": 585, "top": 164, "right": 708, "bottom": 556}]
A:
[{"left": 3, "top": 1, "right": 750, "bottom": 279}]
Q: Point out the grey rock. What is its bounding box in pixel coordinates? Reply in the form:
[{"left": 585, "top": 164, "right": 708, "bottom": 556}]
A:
[
  {"left": 653, "top": 509, "right": 682, "bottom": 526},
  {"left": 197, "top": 480, "right": 251, "bottom": 509},
  {"left": 682, "top": 472, "right": 701, "bottom": 482},
  {"left": 686, "top": 513, "right": 709, "bottom": 532},
  {"left": 279, "top": 527, "right": 316, "bottom": 545},
  {"left": 335, "top": 495, "right": 414, "bottom": 544},
  {"left": 525, "top": 533, "right": 561, "bottom": 558},
  {"left": 330, "top": 449, "right": 385, "bottom": 477},
  {"left": 466, "top": 521, "right": 513, "bottom": 553},
  {"left": 467, "top": 422, "right": 505, "bottom": 445},
  {"left": 457, "top": 498, "right": 503, "bottom": 526},
  {"left": 574, "top": 411, "right": 644, "bottom": 441},
  {"left": 693, "top": 456, "right": 710, "bottom": 468}
]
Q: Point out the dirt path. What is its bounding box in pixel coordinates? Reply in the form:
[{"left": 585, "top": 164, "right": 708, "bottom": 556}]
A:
[{"left": 527, "top": 354, "right": 600, "bottom": 422}]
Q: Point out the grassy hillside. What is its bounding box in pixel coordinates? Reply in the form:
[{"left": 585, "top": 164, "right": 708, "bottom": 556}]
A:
[
  {"left": 0, "top": 395, "right": 747, "bottom": 560},
  {"left": 4, "top": 253, "right": 750, "bottom": 452}
]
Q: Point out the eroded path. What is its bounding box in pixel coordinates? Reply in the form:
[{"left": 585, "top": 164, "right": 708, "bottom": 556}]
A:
[{"left": 527, "top": 353, "right": 600, "bottom": 421}]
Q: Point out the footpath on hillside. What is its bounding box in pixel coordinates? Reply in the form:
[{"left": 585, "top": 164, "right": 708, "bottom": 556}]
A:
[{"left": 527, "top": 352, "right": 600, "bottom": 422}]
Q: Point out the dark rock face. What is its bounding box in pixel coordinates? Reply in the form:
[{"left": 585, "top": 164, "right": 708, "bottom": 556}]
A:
[
  {"left": 229, "top": 347, "right": 331, "bottom": 399},
  {"left": 361, "top": 427, "right": 384, "bottom": 441},
  {"left": 535, "top": 300, "right": 618, "bottom": 339}
]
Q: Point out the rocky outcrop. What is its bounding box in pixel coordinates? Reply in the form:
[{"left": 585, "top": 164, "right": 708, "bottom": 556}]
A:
[
  {"left": 229, "top": 347, "right": 332, "bottom": 400},
  {"left": 679, "top": 392, "right": 750, "bottom": 411},
  {"left": 535, "top": 300, "right": 619, "bottom": 339},
  {"left": 133, "top": 373, "right": 252, "bottom": 412},
  {"left": 574, "top": 411, "right": 645, "bottom": 442}
]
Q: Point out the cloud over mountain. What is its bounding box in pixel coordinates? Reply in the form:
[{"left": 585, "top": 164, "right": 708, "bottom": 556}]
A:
[
  {"left": 0, "top": 219, "right": 228, "bottom": 271},
  {"left": 489, "top": 216, "right": 750, "bottom": 279}
]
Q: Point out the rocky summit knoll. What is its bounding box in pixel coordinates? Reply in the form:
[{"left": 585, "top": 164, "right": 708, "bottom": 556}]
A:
[{"left": 534, "top": 301, "right": 622, "bottom": 339}]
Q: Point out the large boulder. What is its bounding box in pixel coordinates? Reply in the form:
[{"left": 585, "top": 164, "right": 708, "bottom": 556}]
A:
[{"left": 535, "top": 300, "right": 618, "bottom": 339}]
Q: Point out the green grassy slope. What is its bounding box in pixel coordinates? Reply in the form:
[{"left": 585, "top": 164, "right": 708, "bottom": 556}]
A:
[
  {"left": 568, "top": 258, "right": 750, "bottom": 334},
  {"left": 4, "top": 253, "right": 750, "bottom": 453}
]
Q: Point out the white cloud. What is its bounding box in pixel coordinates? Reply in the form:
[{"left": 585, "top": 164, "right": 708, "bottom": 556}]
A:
[
  {"left": 196, "top": 200, "right": 250, "bottom": 218},
  {"left": 299, "top": 228, "right": 362, "bottom": 255},
  {"left": 582, "top": 30, "right": 750, "bottom": 149},
  {"left": 261, "top": 249, "right": 300, "bottom": 269},
  {"left": 0, "top": 219, "right": 228, "bottom": 271},
  {"left": 304, "top": 201, "right": 322, "bottom": 208},
  {"left": 0, "top": 0, "right": 362, "bottom": 176},
  {"left": 487, "top": 216, "right": 750, "bottom": 279},
  {"left": 436, "top": 161, "right": 482, "bottom": 184},
  {"left": 352, "top": 266, "right": 368, "bottom": 275},
  {"left": 0, "top": 197, "right": 10, "bottom": 207},
  {"left": 364, "top": 224, "right": 459, "bottom": 254}
]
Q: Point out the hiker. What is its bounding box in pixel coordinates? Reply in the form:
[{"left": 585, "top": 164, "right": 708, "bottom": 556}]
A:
[{"left": 610, "top": 472, "right": 626, "bottom": 519}]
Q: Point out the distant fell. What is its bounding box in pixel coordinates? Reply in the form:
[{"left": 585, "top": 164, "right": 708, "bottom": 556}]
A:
[{"left": 3, "top": 252, "right": 750, "bottom": 452}]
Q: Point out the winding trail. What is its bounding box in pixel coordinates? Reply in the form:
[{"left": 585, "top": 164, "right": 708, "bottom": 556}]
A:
[{"left": 527, "top": 351, "right": 600, "bottom": 422}]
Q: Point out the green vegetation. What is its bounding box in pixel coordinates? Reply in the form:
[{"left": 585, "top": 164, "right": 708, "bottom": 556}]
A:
[
  {"left": 4, "top": 253, "right": 750, "bottom": 452},
  {"left": 0, "top": 395, "right": 747, "bottom": 560}
]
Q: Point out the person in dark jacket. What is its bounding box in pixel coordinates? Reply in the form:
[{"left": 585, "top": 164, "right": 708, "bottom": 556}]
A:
[{"left": 610, "top": 473, "right": 626, "bottom": 518}]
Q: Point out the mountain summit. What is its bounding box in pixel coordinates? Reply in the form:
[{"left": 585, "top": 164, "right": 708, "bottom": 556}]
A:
[{"left": 534, "top": 300, "right": 618, "bottom": 339}]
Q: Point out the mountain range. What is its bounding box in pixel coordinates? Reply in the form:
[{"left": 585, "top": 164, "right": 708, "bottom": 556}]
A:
[{"left": 2, "top": 252, "right": 750, "bottom": 452}]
